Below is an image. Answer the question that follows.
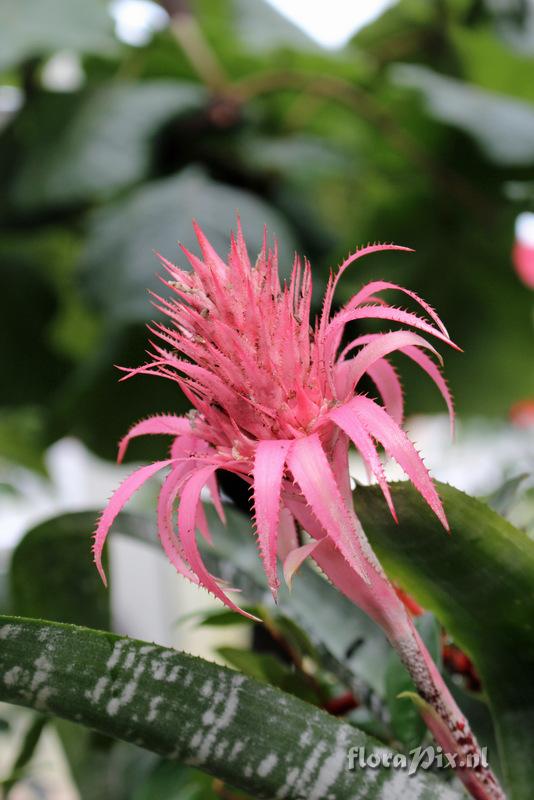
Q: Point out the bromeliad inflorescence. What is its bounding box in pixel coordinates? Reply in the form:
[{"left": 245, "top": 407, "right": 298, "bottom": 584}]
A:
[
  {"left": 94, "top": 221, "right": 452, "bottom": 602},
  {"left": 94, "top": 221, "right": 504, "bottom": 800}
]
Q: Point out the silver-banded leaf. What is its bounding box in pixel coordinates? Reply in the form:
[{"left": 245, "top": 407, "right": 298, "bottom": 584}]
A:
[{"left": 0, "top": 616, "right": 463, "bottom": 800}]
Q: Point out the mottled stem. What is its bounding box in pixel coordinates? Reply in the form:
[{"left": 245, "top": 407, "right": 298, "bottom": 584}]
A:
[
  {"left": 311, "top": 540, "right": 506, "bottom": 800},
  {"left": 287, "top": 497, "right": 505, "bottom": 800}
]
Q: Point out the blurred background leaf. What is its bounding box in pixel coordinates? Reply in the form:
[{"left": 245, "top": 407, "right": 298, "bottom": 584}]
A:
[
  {"left": 79, "top": 166, "right": 298, "bottom": 322},
  {"left": 0, "top": 0, "right": 117, "bottom": 71},
  {"left": 9, "top": 511, "right": 110, "bottom": 628},
  {"left": 7, "top": 82, "right": 207, "bottom": 209},
  {"left": 0, "top": 0, "right": 533, "bottom": 469},
  {"left": 392, "top": 63, "right": 534, "bottom": 166}
]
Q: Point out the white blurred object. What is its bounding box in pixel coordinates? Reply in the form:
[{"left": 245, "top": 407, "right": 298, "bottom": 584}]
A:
[
  {"left": 110, "top": 0, "right": 169, "bottom": 46},
  {"left": 512, "top": 211, "right": 534, "bottom": 287},
  {"left": 41, "top": 52, "right": 84, "bottom": 91},
  {"left": 0, "top": 438, "right": 131, "bottom": 552},
  {"left": 350, "top": 415, "right": 534, "bottom": 496},
  {"left": 108, "top": 0, "right": 398, "bottom": 50},
  {"left": 0, "top": 706, "right": 78, "bottom": 800},
  {"left": 0, "top": 86, "right": 24, "bottom": 133},
  {"left": 0, "top": 86, "right": 23, "bottom": 115},
  {"left": 111, "top": 531, "right": 246, "bottom": 659},
  {"left": 515, "top": 211, "right": 534, "bottom": 246},
  {"left": 264, "top": 0, "right": 397, "bottom": 49}
]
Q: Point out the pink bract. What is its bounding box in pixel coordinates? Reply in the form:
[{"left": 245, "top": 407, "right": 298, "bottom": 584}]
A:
[{"left": 94, "top": 221, "right": 455, "bottom": 608}]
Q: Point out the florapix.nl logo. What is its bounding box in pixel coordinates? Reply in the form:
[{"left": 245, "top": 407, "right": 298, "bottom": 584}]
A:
[{"left": 347, "top": 746, "right": 489, "bottom": 776}]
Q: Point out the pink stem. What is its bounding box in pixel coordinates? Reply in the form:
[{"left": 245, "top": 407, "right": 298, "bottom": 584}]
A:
[
  {"left": 315, "top": 543, "right": 505, "bottom": 800},
  {"left": 287, "top": 499, "right": 505, "bottom": 800}
]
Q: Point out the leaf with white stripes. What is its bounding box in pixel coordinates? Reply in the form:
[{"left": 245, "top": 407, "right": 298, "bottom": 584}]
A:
[{"left": 0, "top": 616, "right": 464, "bottom": 800}]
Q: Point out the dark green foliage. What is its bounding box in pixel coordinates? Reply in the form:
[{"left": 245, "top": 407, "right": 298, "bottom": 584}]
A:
[
  {"left": 9, "top": 511, "right": 110, "bottom": 629},
  {"left": 1, "top": 0, "right": 533, "bottom": 470}
]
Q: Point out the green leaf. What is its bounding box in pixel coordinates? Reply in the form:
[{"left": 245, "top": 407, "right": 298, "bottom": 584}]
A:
[
  {"left": 217, "top": 646, "right": 321, "bottom": 704},
  {"left": 80, "top": 167, "right": 298, "bottom": 322},
  {"left": 392, "top": 63, "right": 534, "bottom": 165},
  {"left": 0, "top": 616, "right": 463, "bottom": 799},
  {"left": 1, "top": 713, "right": 48, "bottom": 794},
  {"left": 177, "top": 607, "right": 256, "bottom": 627},
  {"left": 10, "top": 82, "right": 207, "bottom": 209},
  {"left": 9, "top": 511, "right": 110, "bottom": 630},
  {"left": 0, "top": 0, "right": 117, "bottom": 71},
  {"left": 131, "top": 760, "right": 221, "bottom": 800},
  {"left": 356, "top": 480, "right": 534, "bottom": 799},
  {"left": 451, "top": 26, "right": 534, "bottom": 104},
  {"left": 0, "top": 408, "right": 46, "bottom": 474}
]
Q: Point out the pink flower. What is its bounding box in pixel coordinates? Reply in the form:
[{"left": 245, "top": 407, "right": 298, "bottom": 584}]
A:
[
  {"left": 512, "top": 241, "right": 534, "bottom": 288},
  {"left": 510, "top": 398, "right": 534, "bottom": 427},
  {"left": 512, "top": 212, "right": 534, "bottom": 288},
  {"left": 94, "top": 221, "right": 504, "bottom": 800},
  {"left": 94, "top": 222, "right": 453, "bottom": 601}
]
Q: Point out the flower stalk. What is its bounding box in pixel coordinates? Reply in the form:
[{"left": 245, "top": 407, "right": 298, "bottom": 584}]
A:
[{"left": 305, "top": 524, "right": 503, "bottom": 800}]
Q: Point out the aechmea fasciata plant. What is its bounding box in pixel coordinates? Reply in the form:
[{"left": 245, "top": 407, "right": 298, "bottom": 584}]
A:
[{"left": 94, "top": 221, "right": 504, "bottom": 800}]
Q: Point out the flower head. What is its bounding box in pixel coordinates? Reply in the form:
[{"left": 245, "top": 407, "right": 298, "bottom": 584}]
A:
[{"left": 93, "top": 220, "right": 455, "bottom": 616}]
